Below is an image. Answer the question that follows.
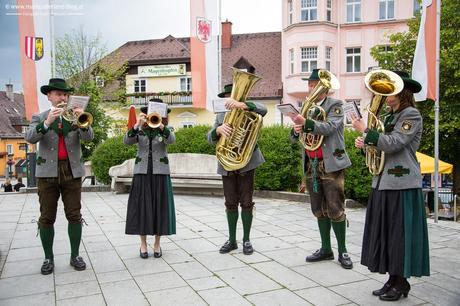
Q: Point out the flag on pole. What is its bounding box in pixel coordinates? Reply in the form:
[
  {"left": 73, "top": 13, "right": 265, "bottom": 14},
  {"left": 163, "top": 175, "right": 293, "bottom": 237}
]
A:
[
  {"left": 16, "top": 0, "right": 53, "bottom": 119},
  {"left": 412, "top": 0, "right": 438, "bottom": 102},
  {"left": 127, "top": 105, "right": 137, "bottom": 130},
  {"left": 190, "top": 0, "right": 220, "bottom": 110}
]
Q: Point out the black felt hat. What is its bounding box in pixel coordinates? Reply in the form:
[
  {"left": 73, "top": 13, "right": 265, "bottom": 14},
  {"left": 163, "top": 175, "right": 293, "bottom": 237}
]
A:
[
  {"left": 393, "top": 71, "right": 422, "bottom": 94},
  {"left": 40, "top": 78, "right": 74, "bottom": 95},
  {"left": 217, "top": 84, "right": 232, "bottom": 98},
  {"left": 301, "top": 69, "right": 321, "bottom": 81}
]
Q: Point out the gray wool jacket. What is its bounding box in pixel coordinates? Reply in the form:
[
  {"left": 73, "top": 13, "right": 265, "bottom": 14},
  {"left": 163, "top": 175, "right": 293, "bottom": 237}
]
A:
[
  {"left": 207, "top": 102, "right": 267, "bottom": 176},
  {"left": 25, "top": 109, "right": 94, "bottom": 178},
  {"left": 364, "top": 106, "right": 423, "bottom": 190},
  {"left": 123, "top": 126, "right": 176, "bottom": 175},
  {"left": 290, "top": 97, "right": 352, "bottom": 173}
]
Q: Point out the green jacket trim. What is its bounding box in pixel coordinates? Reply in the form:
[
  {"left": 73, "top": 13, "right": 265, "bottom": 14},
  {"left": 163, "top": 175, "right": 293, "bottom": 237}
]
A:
[
  {"left": 364, "top": 129, "right": 380, "bottom": 146},
  {"left": 211, "top": 128, "right": 219, "bottom": 142},
  {"left": 127, "top": 128, "right": 139, "bottom": 137},
  {"left": 135, "top": 156, "right": 142, "bottom": 164},
  {"left": 36, "top": 121, "right": 49, "bottom": 134},
  {"left": 303, "top": 119, "right": 315, "bottom": 133},
  {"left": 162, "top": 127, "right": 171, "bottom": 139},
  {"left": 160, "top": 156, "right": 169, "bottom": 164},
  {"left": 245, "top": 102, "right": 256, "bottom": 111}
]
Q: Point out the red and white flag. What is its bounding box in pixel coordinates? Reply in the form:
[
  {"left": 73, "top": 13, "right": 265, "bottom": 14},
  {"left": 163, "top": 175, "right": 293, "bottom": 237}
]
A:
[
  {"left": 190, "top": 0, "right": 220, "bottom": 110},
  {"left": 17, "top": 0, "right": 53, "bottom": 119},
  {"left": 412, "top": 0, "right": 438, "bottom": 102}
]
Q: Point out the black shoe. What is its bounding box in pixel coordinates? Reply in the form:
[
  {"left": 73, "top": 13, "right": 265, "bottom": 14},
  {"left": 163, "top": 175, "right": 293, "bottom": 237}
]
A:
[
  {"left": 306, "top": 249, "right": 334, "bottom": 262},
  {"left": 153, "top": 247, "right": 162, "bottom": 258},
  {"left": 41, "top": 259, "right": 54, "bottom": 275},
  {"left": 140, "top": 248, "right": 148, "bottom": 259},
  {"left": 372, "top": 276, "right": 396, "bottom": 296},
  {"left": 70, "top": 256, "right": 87, "bottom": 271},
  {"left": 379, "top": 282, "right": 411, "bottom": 301},
  {"left": 338, "top": 253, "right": 353, "bottom": 269},
  {"left": 242, "top": 241, "right": 254, "bottom": 255},
  {"left": 219, "top": 240, "right": 238, "bottom": 254}
]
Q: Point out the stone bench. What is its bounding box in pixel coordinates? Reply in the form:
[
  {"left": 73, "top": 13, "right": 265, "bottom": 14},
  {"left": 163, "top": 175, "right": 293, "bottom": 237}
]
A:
[{"left": 108, "top": 153, "right": 223, "bottom": 194}]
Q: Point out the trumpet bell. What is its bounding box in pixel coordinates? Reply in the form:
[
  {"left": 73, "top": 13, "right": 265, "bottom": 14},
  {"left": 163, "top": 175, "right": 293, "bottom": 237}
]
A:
[
  {"left": 77, "top": 112, "right": 93, "bottom": 129},
  {"left": 146, "top": 112, "right": 162, "bottom": 129}
]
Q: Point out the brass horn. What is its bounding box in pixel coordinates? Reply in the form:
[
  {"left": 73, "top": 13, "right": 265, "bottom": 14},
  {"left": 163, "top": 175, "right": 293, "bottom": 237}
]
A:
[
  {"left": 364, "top": 69, "right": 404, "bottom": 175},
  {"left": 146, "top": 112, "right": 162, "bottom": 129},
  {"left": 216, "top": 68, "right": 262, "bottom": 171},
  {"left": 58, "top": 102, "right": 93, "bottom": 129},
  {"left": 299, "top": 69, "right": 340, "bottom": 150}
]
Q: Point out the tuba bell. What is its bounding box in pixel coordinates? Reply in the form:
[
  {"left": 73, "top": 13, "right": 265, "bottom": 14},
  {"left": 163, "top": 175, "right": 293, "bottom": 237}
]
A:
[
  {"left": 364, "top": 69, "right": 404, "bottom": 175},
  {"left": 299, "top": 69, "right": 340, "bottom": 150},
  {"left": 216, "top": 68, "right": 262, "bottom": 171}
]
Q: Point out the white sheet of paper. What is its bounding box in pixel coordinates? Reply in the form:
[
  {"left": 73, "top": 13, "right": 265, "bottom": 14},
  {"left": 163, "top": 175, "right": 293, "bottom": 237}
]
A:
[
  {"left": 212, "top": 98, "right": 230, "bottom": 113},
  {"left": 67, "top": 96, "right": 90, "bottom": 110},
  {"left": 148, "top": 101, "right": 168, "bottom": 117},
  {"left": 343, "top": 101, "right": 362, "bottom": 121},
  {"left": 276, "top": 103, "right": 300, "bottom": 117}
]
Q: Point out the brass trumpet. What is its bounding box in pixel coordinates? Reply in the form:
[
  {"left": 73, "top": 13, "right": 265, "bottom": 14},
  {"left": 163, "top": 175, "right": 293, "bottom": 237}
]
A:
[
  {"left": 57, "top": 102, "right": 93, "bottom": 129},
  {"left": 145, "top": 112, "right": 162, "bottom": 129}
]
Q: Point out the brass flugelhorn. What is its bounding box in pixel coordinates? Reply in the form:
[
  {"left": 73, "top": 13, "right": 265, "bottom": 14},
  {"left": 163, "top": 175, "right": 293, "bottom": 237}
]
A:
[{"left": 57, "top": 102, "right": 93, "bottom": 129}]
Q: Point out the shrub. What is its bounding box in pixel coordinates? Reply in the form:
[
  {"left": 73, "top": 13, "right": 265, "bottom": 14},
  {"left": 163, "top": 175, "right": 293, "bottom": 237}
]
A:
[
  {"left": 91, "top": 135, "right": 137, "bottom": 184},
  {"left": 256, "top": 125, "right": 303, "bottom": 191},
  {"left": 168, "top": 125, "right": 215, "bottom": 155},
  {"left": 344, "top": 129, "right": 373, "bottom": 203}
]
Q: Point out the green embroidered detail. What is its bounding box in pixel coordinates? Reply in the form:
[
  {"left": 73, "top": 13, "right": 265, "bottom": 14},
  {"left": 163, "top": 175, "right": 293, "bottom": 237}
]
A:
[
  {"left": 333, "top": 148, "right": 346, "bottom": 160},
  {"left": 303, "top": 119, "right": 315, "bottom": 132},
  {"left": 37, "top": 156, "right": 47, "bottom": 165},
  {"left": 387, "top": 165, "right": 410, "bottom": 177},
  {"left": 135, "top": 156, "right": 142, "bottom": 164},
  {"left": 401, "top": 120, "right": 413, "bottom": 133},
  {"left": 160, "top": 157, "right": 169, "bottom": 164},
  {"left": 127, "top": 128, "right": 138, "bottom": 137},
  {"left": 36, "top": 121, "right": 48, "bottom": 134},
  {"left": 141, "top": 127, "right": 161, "bottom": 139}
]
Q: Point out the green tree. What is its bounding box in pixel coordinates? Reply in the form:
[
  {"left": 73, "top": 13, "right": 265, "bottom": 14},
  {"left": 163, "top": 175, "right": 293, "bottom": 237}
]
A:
[
  {"left": 55, "top": 27, "right": 127, "bottom": 159},
  {"left": 370, "top": 0, "right": 460, "bottom": 194}
]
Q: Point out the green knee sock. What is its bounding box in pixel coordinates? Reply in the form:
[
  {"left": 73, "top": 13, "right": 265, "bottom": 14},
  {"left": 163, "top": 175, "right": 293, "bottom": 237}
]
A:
[
  {"left": 318, "top": 218, "right": 332, "bottom": 253},
  {"left": 226, "top": 211, "right": 238, "bottom": 243},
  {"left": 331, "top": 219, "right": 347, "bottom": 254},
  {"left": 68, "top": 223, "right": 82, "bottom": 258},
  {"left": 241, "top": 210, "right": 253, "bottom": 242},
  {"left": 39, "top": 226, "right": 55, "bottom": 260}
]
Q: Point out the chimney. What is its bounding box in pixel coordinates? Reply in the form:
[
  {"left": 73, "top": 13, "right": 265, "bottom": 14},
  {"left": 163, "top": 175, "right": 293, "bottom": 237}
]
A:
[
  {"left": 221, "top": 20, "right": 232, "bottom": 49},
  {"left": 5, "top": 84, "right": 14, "bottom": 102}
]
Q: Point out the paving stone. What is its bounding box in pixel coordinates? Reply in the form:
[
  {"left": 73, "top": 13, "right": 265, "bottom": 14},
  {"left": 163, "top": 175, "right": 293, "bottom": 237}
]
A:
[
  {"left": 174, "top": 238, "right": 217, "bottom": 254},
  {"left": 87, "top": 250, "right": 125, "bottom": 274},
  {"left": 293, "top": 261, "right": 368, "bottom": 287},
  {"left": 5, "top": 246, "right": 43, "bottom": 262},
  {"left": 295, "top": 286, "right": 351, "bottom": 306},
  {"left": 216, "top": 266, "right": 282, "bottom": 295},
  {"left": 264, "top": 247, "right": 312, "bottom": 268},
  {"left": 161, "top": 247, "right": 194, "bottom": 264},
  {"left": 187, "top": 276, "right": 226, "bottom": 291},
  {"left": 193, "top": 251, "right": 246, "bottom": 272},
  {"left": 246, "top": 288, "right": 312, "bottom": 306},
  {"left": 55, "top": 269, "right": 97, "bottom": 286},
  {"left": 411, "top": 281, "right": 460, "bottom": 306},
  {"left": 124, "top": 257, "right": 172, "bottom": 276},
  {"left": 1, "top": 257, "right": 44, "bottom": 278},
  {"left": 252, "top": 261, "right": 318, "bottom": 290},
  {"left": 57, "top": 293, "right": 105, "bottom": 306},
  {"left": 96, "top": 270, "right": 132, "bottom": 284},
  {"left": 56, "top": 280, "right": 100, "bottom": 300},
  {"left": 134, "top": 270, "right": 187, "bottom": 292},
  {"left": 197, "top": 286, "right": 252, "bottom": 306},
  {"left": 100, "top": 279, "right": 148, "bottom": 306},
  {"left": 0, "top": 274, "right": 54, "bottom": 299},
  {"left": 0, "top": 292, "right": 55, "bottom": 306},
  {"left": 144, "top": 286, "right": 207, "bottom": 305},
  {"left": 232, "top": 251, "right": 272, "bottom": 264},
  {"left": 171, "top": 260, "right": 213, "bottom": 280}
]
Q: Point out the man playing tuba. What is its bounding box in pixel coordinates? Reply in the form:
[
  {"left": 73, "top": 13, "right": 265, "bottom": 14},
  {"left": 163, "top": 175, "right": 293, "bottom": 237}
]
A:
[
  {"left": 289, "top": 69, "right": 353, "bottom": 269},
  {"left": 207, "top": 75, "right": 267, "bottom": 256}
]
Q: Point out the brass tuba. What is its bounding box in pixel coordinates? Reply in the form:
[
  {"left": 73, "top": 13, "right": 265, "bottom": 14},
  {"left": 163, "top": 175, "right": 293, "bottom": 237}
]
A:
[
  {"left": 364, "top": 69, "right": 404, "bottom": 175},
  {"left": 216, "top": 68, "right": 262, "bottom": 171},
  {"left": 58, "top": 102, "right": 93, "bottom": 129},
  {"left": 299, "top": 69, "right": 340, "bottom": 150}
]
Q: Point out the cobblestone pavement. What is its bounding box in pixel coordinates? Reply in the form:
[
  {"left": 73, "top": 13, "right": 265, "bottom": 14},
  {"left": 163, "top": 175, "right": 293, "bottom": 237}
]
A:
[{"left": 0, "top": 192, "right": 459, "bottom": 305}]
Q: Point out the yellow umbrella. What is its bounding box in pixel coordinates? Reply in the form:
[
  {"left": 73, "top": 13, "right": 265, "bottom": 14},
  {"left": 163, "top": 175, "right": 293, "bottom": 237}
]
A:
[{"left": 416, "top": 152, "right": 453, "bottom": 174}]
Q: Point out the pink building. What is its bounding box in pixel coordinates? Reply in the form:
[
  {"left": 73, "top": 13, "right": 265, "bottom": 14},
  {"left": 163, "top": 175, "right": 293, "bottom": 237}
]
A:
[{"left": 282, "top": 0, "right": 420, "bottom": 117}]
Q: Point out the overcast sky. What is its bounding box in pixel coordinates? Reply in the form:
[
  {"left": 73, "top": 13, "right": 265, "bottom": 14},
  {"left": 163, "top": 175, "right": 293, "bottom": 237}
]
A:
[{"left": 0, "top": 0, "right": 281, "bottom": 92}]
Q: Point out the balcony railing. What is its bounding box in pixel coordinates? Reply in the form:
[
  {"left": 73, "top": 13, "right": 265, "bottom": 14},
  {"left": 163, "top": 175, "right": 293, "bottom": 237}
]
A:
[{"left": 126, "top": 92, "right": 193, "bottom": 106}]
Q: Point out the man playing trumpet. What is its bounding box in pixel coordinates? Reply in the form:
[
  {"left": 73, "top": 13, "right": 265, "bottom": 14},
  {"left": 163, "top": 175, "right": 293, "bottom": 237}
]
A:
[
  {"left": 25, "top": 78, "right": 94, "bottom": 275},
  {"left": 289, "top": 69, "right": 353, "bottom": 269}
]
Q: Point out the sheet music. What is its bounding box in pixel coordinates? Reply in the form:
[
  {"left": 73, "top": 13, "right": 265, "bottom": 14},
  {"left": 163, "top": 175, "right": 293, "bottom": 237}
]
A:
[
  {"left": 276, "top": 103, "right": 300, "bottom": 117},
  {"left": 212, "top": 98, "right": 230, "bottom": 113},
  {"left": 67, "top": 96, "right": 90, "bottom": 110},
  {"left": 148, "top": 101, "right": 168, "bottom": 117},
  {"left": 343, "top": 101, "right": 362, "bottom": 122}
]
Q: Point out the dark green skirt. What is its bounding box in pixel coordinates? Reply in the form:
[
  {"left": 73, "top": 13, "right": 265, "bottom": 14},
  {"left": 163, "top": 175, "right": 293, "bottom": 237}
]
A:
[{"left": 361, "top": 188, "right": 430, "bottom": 278}]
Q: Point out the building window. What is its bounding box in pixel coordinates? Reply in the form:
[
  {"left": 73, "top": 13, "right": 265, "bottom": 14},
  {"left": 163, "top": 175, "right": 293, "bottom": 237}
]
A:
[
  {"left": 181, "top": 121, "right": 196, "bottom": 128},
  {"left": 289, "top": 48, "right": 294, "bottom": 74},
  {"left": 346, "top": 0, "right": 361, "bottom": 23},
  {"left": 134, "top": 79, "right": 146, "bottom": 93},
  {"left": 301, "top": 47, "right": 318, "bottom": 72},
  {"left": 6, "top": 144, "right": 13, "bottom": 155},
  {"left": 346, "top": 47, "right": 361, "bottom": 73},
  {"left": 325, "top": 47, "right": 332, "bottom": 71},
  {"left": 288, "top": 0, "right": 293, "bottom": 25},
  {"left": 180, "top": 77, "right": 192, "bottom": 91},
  {"left": 379, "top": 0, "right": 394, "bottom": 20},
  {"left": 301, "top": 0, "right": 317, "bottom": 22},
  {"left": 21, "top": 126, "right": 29, "bottom": 134},
  {"left": 413, "top": 0, "right": 421, "bottom": 15},
  {"left": 326, "top": 0, "right": 332, "bottom": 22},
  {"left": 345, "top": 99, "right": 361, "bottom": 124}
]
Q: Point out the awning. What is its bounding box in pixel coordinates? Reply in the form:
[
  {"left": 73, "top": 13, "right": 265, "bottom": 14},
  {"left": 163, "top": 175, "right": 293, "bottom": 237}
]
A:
[{"left": 416, "top": 152, "right": 453, "bottom": 174}]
